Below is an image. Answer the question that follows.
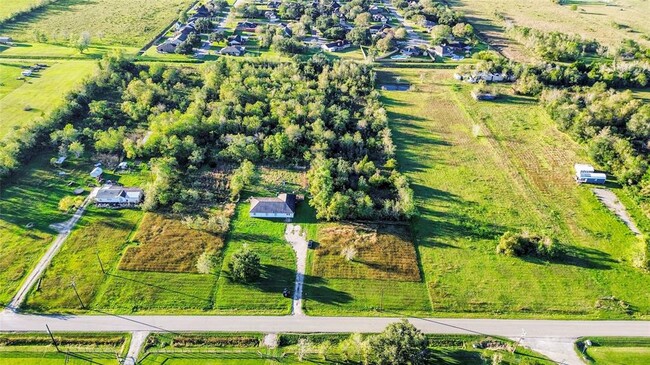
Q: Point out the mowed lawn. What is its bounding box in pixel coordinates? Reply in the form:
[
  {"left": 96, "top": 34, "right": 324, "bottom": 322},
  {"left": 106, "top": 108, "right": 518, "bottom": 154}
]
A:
[
  {"left": 213, "top": 202, "right": 296, "bottom": 314},
  {"left": 0, "top": 60, "right": 96, "bottom": 137},
  {"left": 584, "top": 337, "right": 650, "bottom": 365},
  {"left": 382, "top": 67, "right": 650, "bottom": 318},
  {"left": 0, "top": 0, "right": 195, "bottom": 46},
  {"left": 0, "top": 154, "right": 98, "bottom": 306}
]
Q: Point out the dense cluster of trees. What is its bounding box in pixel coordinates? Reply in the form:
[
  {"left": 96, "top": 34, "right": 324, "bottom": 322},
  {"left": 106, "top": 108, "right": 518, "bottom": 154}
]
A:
[
  {"left": 393, "top": 0, "right": 461, "bottom": 27},
  {"left": 506, "top": 25, "right": 599, "bottom": 62},
  {"left": 39, "top": 53, "right": 415, "bottom": 221},
  {"left": 542, "top": 84, "right": 650, "bottom": 194},
  {"left": 0, "top": 52, "right": 137, "bottom": 180},
  {"left": 458, "top": 51, "right": 650, "bottom": 94}
]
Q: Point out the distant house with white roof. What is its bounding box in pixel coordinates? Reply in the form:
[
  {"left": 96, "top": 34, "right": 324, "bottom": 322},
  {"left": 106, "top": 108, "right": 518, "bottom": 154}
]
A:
[
  {"left": 574, "top": 164, "right": 606, "bottom": 184},
  {"left": 95, "top": 186, "right": 144, "bottom": 205}
]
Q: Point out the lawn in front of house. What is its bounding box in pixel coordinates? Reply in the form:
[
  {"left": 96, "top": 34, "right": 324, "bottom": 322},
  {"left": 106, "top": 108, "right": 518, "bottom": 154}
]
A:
[
  {"left": 0, "top": 153, "right": 101, "bottom": 306},
  {"left": 382, "top": 67, "right": 650, "bottom": 319},
  {"left": 213, "top": 202, "right": 296, "bottom": 314}
]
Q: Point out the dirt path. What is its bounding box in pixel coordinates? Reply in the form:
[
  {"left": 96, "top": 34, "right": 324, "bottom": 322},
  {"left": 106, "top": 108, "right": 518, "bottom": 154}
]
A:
[
  {"left": 6, "top": 188, "right": 98, "bottom": 311},
  {"left": 285, "top": 224, "right": 307, "bottom": 316},
  {"left": 123, "top": 331, "right": 149, "bottom": 365},
  {"left": 592, "top": 188, "right": 641, "bottom": 236}
]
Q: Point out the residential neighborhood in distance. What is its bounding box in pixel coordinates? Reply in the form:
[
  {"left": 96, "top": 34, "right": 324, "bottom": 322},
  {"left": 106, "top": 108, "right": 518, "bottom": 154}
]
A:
[{"left": 0, "top": 0, "right": 649, "bottom": 364}]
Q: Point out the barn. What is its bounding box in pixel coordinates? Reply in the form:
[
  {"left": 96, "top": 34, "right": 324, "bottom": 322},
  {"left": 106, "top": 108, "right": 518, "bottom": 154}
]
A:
[{"left": 249, "top": 193, "right": 297, "bottom": 219}]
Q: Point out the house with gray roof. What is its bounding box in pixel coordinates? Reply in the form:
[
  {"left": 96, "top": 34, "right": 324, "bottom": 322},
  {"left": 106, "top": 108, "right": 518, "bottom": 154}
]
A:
[
  {"left": 95, "top": 186, "right": 144, "bottom": 205},
  {"left": 249, "top": 193, "right": 297, "bottom": 219}
]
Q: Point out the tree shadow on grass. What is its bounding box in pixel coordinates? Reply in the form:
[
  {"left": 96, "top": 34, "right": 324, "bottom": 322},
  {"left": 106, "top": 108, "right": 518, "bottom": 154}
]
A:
[{"left": 520, "top": 245, "right": 616, "bottom": 271}]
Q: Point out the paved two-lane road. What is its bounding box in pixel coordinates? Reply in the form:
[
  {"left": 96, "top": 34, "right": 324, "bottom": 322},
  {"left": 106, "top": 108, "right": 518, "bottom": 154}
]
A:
[{"left": 2, "top": 312, "right": 647, "bottom": 337}]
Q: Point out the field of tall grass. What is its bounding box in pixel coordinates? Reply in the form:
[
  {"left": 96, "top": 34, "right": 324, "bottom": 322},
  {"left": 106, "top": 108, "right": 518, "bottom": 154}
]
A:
[
  {"left": 0, "top": 0, "right": 195, "bottom": 47},
  {"left": 381, "top": 67, "right": 650, "bottom": 319}
]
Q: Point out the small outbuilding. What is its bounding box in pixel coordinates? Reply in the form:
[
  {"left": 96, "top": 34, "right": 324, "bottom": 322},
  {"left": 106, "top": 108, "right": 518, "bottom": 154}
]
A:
[
  {"left": 90, "top": 167, "right": 103, "bottom": 178},
  {"left": 249, "top": 193, "right": 297, "bottom": 219},
  {"left": 574, "top": 163, "right": 606, "bottom": 184}
]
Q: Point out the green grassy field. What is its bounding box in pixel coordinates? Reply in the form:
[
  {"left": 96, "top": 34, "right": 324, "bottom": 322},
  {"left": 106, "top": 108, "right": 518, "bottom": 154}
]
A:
[
  {"left": 0, "top": 0, "right": 194, "bottom": 47},
  {"left": 0, "top": 60, "right": 96, "bottom": 137},
  {"left": 449, "top": 0, "right": 650, "bottom": 61},
  {"left": 381, "top": 67, "right": 650, "bottom": 319},
  {"left": 581, "top": 337, "right": 650, "bottom": 364},
  {"left": 0, "top": 0, "right": 39, "bottom": 21},
  {"left": 0, "top": 153, "right": 101, "bottom": 306},
  {"left": 213, "top": 202, "right": 296, "bottom": 314},
  {"left": 22, "top": 167, "right": 150, "bottom": 312},
  {"left": 0, "top": 332, "right": 129, "bottom": 365}
]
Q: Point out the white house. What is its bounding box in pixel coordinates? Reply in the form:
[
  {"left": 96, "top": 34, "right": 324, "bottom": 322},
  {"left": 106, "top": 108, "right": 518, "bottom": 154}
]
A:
[
  {"left": 321, "top": 40, "right": 351, "bottom": 52},
  {"left": 95, "top": 186, "right": 144, "bottom": 205},
  {"left": 249, "top": 193, "right": 297, "bottom": 219},
  {"left": 574, "top": 163, "right": 606, "bottom": 184}
]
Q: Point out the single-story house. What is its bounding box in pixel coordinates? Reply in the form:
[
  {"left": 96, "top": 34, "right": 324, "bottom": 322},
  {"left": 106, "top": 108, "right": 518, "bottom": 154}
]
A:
[
  {"left": 369, "top": 24, "right": 392, "bottom": 35},
  {"left": 321, "top": 40, "right": 351, "bottom": 52},
  {"left": 194, "top": 4, "right": 212, "bottom": 18},
  {"left": 372, "top": 13, "right": 388, "bottom": 23},
  {"left": 265, "top": 10, "right": 279, "bottom": 21},
  {"left": 575, "top": 164, "right": 606, "bottom": 184},
  {"left": 227, "top": 34, "right": 248, "bottom": 46},
  {"left": 90, "top": 167, "right": 103, "bottom": 178},
  {"left": 400, "top": 45, "right": 423, "bottom": 57},
  {"left": 95, "top": 186, "right": 144, "bottom": 205},
  {"left": 249, "top": 193, "right": 297, "bottom": 219},
  {"left": 54, "top": 156, "right": 66, "bottom": 165},
  {"left": 278, "top": 23, "right": 293, "bottom": 37},
  {"left": 157, "top": 40, "right": 181, "bottom": 53},
  {"left": 431, "top": 45, "right": 454, "bottom": 57},
  {"left": 368, "top": 5, "right": 385, "bottom": 15},
  {"left": 21, "top": 70, "right": 32, "bottom": 77},
  {"left": 0, "top": 36, "right": 12, "bottom": 45},
  {"left": 220, "top": 45, "right": 246, "bottom": 56},
  {"left": 236, "top": 21, "right": 258, "bottom": 31}
]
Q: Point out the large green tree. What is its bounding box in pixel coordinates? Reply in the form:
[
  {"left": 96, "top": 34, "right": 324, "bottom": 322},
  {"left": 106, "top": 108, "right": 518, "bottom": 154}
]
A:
[{"left": 367, "top": 320, "right": 430, "bottom": 365}]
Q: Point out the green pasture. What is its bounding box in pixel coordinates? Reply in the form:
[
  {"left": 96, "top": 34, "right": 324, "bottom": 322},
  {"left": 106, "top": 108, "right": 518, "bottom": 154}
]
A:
[{"left": 381, "top": 67, "right": 650, "bottom": 319}]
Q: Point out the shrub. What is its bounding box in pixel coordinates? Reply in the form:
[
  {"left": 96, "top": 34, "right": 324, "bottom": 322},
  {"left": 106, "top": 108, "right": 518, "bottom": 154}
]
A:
[
  {"left": 496, "top": 231, "right": 561, "bottom": 258},
  {"left": 228, "top": 246, "right": 261, "bottom": 283}
]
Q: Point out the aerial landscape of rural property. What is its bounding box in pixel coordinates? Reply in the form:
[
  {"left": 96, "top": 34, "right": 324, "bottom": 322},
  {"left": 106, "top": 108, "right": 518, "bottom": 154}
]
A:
[{"left": 0, "top": 0, "right": 649, "bottom": 364}]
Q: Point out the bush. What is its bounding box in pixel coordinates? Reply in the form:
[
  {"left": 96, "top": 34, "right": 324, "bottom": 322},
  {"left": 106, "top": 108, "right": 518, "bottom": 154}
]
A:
[
  {"left": 496, "top": 231, "right": 561, "bottom": 258},
  {"left": 228, "top": 246, "right": 261, "bottom": 283}
]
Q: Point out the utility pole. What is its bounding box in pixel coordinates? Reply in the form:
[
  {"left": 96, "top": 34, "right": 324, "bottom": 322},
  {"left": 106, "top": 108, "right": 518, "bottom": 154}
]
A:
[
  {"left": 70, "top": 280, "right": 85, "bottom": 309},
  {"left": 46, "top": 325, "right": 61, "bottom": 352},
  {"left": 96, "top": 251, "right": 105, "bottom": 274}
]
